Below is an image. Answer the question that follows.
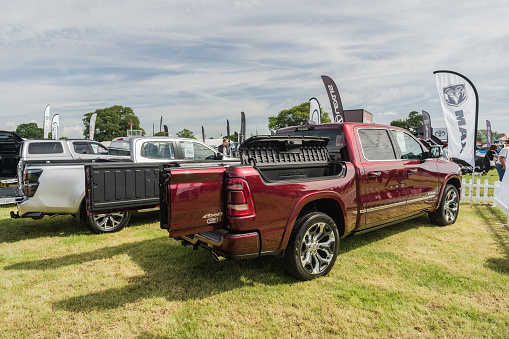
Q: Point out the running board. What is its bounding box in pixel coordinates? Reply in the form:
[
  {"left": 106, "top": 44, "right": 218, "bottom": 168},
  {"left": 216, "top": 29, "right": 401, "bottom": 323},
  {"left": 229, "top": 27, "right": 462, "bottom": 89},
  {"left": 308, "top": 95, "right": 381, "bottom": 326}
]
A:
[{"left": 351, "top": 212, "right": 426, "bottom": 236}]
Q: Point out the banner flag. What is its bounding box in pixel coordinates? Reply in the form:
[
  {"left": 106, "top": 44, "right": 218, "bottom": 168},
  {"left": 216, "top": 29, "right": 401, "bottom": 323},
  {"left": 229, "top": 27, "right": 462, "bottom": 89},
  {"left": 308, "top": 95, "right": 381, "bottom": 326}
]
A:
[
  {"left": 309, "top": 97, "right": 321, "bottom": 124},
  {"left": 43, "top": 105, "right": 50, "bottom": 139},
  {"left": 227, "top": 120, "right": 230, "bottom": 143},
  {"left": 164, "top": 125, "right": 168, "bottom": 137},
  {"left": 321, "top": 75, "right": 345, "bottom": 123},
  {"left": 201, "top": 126, "right": 205, "bottom": 142},
  {"left": 422, "top": 110, "right": 432, "bottom": 140},
  {"left": 51, "top": 114, "right": 59, "bottom": 140},
  {"left": 240, "top": 111, "right": 246, "bottom": 143},
  {"left": 130, "top": 119, "right": 133, "bottom": 137},
  {"left": 153, "top": 123, "right": 154, "bottom": 136},
  {"left": 159, "top": 116, "right": 163, "bottom": 132},
  {"left": 434, "top": 70, "right": 479, "bottom": 168},
  {"left": 486, "top": 120, "right": 492, "bottom": 148},
  {"left": 89, "top": 113, "right": 97, "bottom": 140},
  {"left": 234, "top": 131, "right": 238, "bottom": 142}
]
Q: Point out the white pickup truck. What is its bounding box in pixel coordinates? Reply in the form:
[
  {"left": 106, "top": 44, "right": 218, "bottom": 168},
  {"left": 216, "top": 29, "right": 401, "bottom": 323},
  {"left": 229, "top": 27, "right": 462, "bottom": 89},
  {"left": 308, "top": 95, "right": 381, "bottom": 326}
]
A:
[{"left": 2, "top": 137, "right": 236, "bottom": 234}]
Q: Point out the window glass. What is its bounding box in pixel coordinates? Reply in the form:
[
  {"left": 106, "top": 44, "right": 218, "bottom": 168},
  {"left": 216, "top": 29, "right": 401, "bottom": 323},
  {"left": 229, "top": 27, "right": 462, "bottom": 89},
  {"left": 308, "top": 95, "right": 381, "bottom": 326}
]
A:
[
  {"left": 28, "top": 142, "right": 64, "bottom": 154},
  {"left": 180, "top": 141, "right": 216, "bottom": 160},
  {"left": 108, "top": 140, "right": 131, "bottom": 156},
  {"left": 90, "top": 143, "right": 108, "bottom": 154},
  {"left": 140, "top": 141, "right": 175, "bottom": 159},
  {"left": 390, "top": 130, "right": 424, "bottom": 160},
  {"left": 358, "top": 129, "right": 396, "bottom": 161},
  {"left": 74, "top": 143, "right": 91, "bottom": 154}
]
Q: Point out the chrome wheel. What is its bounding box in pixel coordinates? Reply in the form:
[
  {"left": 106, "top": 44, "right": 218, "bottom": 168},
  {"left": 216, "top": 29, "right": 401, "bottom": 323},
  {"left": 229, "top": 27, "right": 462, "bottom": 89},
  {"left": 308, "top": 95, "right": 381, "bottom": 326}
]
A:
[
  {"left": 299, "top": 221, "right": 336, "bottom": 275},
  {"left": 85, "top": 211, "right": 130, "bottom": 234},
  {"left": 444, "top": 189, "right": 459, "bottom": 223}
]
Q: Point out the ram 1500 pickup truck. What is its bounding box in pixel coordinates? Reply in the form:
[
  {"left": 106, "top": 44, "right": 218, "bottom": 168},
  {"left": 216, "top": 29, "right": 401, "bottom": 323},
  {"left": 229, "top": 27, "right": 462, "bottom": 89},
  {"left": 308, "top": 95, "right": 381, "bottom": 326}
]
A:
[
  {"left": 85, "top": 123, "right": 462, "bottom": 280},
  {"left": 4, "top": 137, "right": 236, "bottom": 234}
]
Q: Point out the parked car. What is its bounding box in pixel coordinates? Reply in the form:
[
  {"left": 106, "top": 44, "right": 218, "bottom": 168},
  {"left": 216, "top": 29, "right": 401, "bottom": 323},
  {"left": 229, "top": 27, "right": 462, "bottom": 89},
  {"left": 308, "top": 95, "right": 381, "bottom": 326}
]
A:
[{"left": 86, "top": 123, "right": 462, "bottom": 280}]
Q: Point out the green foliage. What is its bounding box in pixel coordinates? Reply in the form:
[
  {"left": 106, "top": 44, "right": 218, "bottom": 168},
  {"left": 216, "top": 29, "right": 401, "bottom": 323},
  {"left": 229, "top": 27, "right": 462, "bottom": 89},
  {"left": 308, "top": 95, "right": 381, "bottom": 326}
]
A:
[
  {"left": 268, "top": 102, "right": 331, "bottom": 131},
  {"left": 82, "top": 105, "right": 145, "bottom": 142},
  {"left": 176, "top": 128, "right": 195, "bottom": 139},
  {"left": 390, "top": 111, "right": 422, "bottom": 134},
  {"left": 15, "top": 122, "right": 43, "bottom": 139},
  {"left": 477, "top": 129, "right": 506, "bottom": 144},
  {"left": 153, "top": 131, "right": 166, "bottom": 137}
]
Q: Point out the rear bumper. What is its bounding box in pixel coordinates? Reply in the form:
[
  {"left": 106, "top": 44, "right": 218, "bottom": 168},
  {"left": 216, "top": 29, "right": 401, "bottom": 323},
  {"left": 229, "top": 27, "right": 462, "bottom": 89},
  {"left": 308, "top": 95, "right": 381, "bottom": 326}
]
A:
[{"left": 180, "top": 230, "right": 260, "bottom": 259}]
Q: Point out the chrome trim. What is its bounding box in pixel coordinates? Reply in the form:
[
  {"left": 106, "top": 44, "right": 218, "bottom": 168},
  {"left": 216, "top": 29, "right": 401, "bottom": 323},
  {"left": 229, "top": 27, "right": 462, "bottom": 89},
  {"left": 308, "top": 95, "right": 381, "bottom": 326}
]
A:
[{"left": 354, "top": 194, "right": 437, "bottom": 215}]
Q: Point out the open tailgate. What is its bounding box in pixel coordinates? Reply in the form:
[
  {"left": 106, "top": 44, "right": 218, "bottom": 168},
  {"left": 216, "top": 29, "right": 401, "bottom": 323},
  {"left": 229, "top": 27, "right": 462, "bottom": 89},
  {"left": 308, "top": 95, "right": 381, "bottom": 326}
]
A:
[
  {"left": 86, "top": 163, "right": 161, "bottom": 213},
  {"left": 0, "top": 186, "right": 23, "bottom": 205},
  {"left": 159, "top": 165, "right": 227, "bottom": 238}
]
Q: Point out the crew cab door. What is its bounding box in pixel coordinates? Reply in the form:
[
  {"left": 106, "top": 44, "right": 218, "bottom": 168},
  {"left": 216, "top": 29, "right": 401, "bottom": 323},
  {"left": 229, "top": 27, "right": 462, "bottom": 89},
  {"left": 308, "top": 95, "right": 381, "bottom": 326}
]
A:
[
  {"left": 356, "top": 128, "right": 409, "bottom": 228},
  {"left": 389, "top": 130, "right": 440, "bottom": 211},
  {"left": 159, "top": 165, "right": 226, "bottom": 238}
]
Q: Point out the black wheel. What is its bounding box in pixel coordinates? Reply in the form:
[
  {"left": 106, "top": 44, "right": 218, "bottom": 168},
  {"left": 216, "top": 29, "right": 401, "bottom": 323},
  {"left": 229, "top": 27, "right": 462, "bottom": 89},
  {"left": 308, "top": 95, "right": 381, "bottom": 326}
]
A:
[
  {"left": 283, "top": 212, "right": 339, "bottom": 280},
  {"left": 429, "top": 184, "right": 459, "bottom": 226},
  {"left": 85, "top": 211, "right": 131, "bottom": 234}
]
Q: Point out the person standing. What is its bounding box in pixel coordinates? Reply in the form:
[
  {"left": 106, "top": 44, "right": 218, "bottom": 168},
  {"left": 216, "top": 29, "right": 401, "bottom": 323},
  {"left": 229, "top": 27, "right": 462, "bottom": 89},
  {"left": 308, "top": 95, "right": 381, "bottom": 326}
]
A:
[
  {"left": 441, "top": 142, "right": 451, "bottom": 161},
  {"left": 483, "top": 145, "right": 499, "bottom": 175},
  {"left": 495, "top": 144, "right": 508, "bottom": 181},
  {"left": 218, "top": 138, "right": 231, "bottom": 157}
]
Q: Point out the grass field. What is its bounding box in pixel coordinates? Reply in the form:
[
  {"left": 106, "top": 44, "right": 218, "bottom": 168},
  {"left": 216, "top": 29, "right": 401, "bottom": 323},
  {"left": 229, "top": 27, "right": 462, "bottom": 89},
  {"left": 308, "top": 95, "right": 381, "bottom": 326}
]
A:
[{"left": 1, "top": 197, "right": 509, "bottom": 338}]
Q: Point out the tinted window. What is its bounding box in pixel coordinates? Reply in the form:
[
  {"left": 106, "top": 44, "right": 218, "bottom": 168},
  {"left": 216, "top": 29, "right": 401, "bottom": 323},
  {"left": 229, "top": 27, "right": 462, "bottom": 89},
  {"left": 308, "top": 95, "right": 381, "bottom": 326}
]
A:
[
  {"left": 28, "top": 142, "right": 64, "bottom": 154},
  {"left": 109, "top": 140, "right": 130, "bottom": 156},
  {"left": 74, "top": 143, "right": 91, "bottom": 154},
  {"left": 141, "top": 141, "right": 176, "bottom": 159},
  {"left": 358, "top": 129, "right": 396, "bottom": 160},
  {"left": 390, "top": 130, "right": 424, "bottom": 160},
  {"left": 180, "top": 141, "right": 216, "bottom": 160}
]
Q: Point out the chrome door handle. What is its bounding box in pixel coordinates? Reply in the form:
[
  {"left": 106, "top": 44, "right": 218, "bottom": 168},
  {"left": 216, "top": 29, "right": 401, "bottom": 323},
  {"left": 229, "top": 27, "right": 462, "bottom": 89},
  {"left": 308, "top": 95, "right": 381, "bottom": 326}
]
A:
[{"left": 368, "top": 171, "right": 381, "bottom": 179}]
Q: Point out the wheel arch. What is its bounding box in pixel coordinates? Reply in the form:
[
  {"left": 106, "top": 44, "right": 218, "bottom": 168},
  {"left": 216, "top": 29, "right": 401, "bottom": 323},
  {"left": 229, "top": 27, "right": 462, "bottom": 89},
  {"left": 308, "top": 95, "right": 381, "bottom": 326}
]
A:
[{"left": 279, "top": 192, "right": 346, "bottom": 251}]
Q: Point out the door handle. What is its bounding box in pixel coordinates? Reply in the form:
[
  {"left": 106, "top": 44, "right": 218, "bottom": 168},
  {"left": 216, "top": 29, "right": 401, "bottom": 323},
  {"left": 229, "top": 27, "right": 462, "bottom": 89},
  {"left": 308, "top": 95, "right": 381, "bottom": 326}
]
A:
[{"left": 368, "top": 171, "right": 381, "bottom": 179}]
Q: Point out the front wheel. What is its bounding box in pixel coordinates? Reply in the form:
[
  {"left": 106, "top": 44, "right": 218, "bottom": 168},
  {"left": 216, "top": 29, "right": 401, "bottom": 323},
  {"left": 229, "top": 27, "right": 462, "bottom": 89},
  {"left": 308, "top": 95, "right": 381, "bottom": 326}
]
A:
[
  {"left": 283, "top": 212, "right": 339, "bottom": 280},
  {"left": 429, "top": 184, "right": 459, "bottom": 226},
  {"left": 85, "top": 211, "right": 131, "bottom": 234}
]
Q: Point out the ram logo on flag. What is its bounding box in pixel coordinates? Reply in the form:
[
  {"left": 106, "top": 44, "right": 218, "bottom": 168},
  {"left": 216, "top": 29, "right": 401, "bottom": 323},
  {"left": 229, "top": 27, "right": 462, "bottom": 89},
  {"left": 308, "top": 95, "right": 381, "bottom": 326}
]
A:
[{"left": 443, "top": 84, "right": 468, "bottom": 107}]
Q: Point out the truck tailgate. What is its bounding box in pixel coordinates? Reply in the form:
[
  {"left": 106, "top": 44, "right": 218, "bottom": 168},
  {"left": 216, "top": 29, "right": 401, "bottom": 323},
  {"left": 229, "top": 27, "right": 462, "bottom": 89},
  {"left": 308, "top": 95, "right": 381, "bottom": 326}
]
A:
[
  {"left": 160, "top": 166, "right": 227, "bottom": 238},
  {"left": 86, "top": 163, "right": 160, "bottom": 213}
]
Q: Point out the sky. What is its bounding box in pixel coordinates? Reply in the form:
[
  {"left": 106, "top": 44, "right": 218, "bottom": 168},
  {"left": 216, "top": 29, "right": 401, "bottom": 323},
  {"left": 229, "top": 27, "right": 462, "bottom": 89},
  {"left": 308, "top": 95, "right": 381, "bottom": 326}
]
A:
[{"left": 1, "top": 0, "right": 509, "bottom": 140}]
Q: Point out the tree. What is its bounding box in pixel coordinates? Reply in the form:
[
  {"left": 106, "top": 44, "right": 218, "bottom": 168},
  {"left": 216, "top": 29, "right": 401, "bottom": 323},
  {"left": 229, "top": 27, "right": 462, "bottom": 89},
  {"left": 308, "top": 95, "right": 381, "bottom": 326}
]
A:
[
  {"left": 176, "top": 128, "right": 195, "bottom": 139},
  {"left": 268, "top": 102, "right": 331, "bottom": 131},
  {"left": 153, "top": 131, "right": 166, "bottom": 136},
  {"left": 15, "top": 122, "right": 43, "bottom": 139},
  {"left": 390, "top": 111, "right": 422, "bottom": 134},
  {"left": 82, "top": 105, "right": 145, "bottom": 142},
  {"left": 477, "top": 128, "right": 506, "bottom": 144}
]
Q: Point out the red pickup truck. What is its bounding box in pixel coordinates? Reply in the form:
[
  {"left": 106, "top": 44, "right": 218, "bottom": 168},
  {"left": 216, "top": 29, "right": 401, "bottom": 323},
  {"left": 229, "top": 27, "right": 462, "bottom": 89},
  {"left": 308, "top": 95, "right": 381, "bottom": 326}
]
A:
[{"left": 86, "top": 123, "right": 461, "bottom": 280}]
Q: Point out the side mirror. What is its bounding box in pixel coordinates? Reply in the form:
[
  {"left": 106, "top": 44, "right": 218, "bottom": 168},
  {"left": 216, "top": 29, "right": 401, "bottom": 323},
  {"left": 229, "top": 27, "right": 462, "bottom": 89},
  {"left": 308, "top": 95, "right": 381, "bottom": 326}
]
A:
[{"left": 430, "top": 145, "right": 441, "bottom": 159}]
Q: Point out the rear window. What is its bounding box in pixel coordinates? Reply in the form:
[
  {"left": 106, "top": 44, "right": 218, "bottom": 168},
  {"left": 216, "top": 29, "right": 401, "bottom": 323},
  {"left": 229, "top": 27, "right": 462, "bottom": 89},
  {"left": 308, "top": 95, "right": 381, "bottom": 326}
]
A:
[
  {"left": 28, "top": 142, "right": 64, "bottom": 154},
  {"left": 109, "top": 140, "right": 130, "bottom": 156},
  {"left": 358, "top": 129, "right": 396, "bottom": 161},
  {"left": 276, "top": 127, "right": 347, "bottom": 161}
]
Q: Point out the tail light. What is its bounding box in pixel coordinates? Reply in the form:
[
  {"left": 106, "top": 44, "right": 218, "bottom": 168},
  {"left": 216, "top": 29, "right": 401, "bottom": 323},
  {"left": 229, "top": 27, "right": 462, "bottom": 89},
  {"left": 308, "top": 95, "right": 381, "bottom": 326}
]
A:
[
  {"left": 24, "top": 169, "right": 43, "bottom": 197},
  {"left": 226, "top": 178, "right": 255, "bottom": 217}
]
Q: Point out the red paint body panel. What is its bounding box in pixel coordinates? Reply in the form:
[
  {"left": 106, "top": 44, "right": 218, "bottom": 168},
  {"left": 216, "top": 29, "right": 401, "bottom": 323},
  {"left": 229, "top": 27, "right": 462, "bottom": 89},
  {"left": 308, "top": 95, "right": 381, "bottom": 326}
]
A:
[{"left": 164, "top": 123, "right": 462, "bottom": 259}]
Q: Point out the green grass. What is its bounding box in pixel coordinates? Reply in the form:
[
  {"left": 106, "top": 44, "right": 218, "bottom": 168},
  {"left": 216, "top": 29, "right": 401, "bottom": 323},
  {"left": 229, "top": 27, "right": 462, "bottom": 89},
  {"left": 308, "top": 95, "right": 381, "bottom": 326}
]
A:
[{"left": 1, "top": 203, "right": 509, "bottom": 338}]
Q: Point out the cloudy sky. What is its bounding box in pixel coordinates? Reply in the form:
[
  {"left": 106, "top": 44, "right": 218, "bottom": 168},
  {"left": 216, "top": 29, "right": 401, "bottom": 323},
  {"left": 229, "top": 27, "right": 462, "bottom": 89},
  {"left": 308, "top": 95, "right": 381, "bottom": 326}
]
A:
[{"left": 1, "top": 0, "right": 508, "bottom": 139}]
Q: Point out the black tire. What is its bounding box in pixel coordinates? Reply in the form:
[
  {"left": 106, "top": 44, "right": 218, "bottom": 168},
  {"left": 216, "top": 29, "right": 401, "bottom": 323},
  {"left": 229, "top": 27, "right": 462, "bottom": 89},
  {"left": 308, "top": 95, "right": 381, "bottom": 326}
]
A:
[
  {"left": 283, "top": 212, "right": 340, "bottom": 280},
  {"left": 429, "top": 184, "right": 459, "bottom": 226},
  {"left": 85, "top": 211, "right": 131, "bottom": 234}
]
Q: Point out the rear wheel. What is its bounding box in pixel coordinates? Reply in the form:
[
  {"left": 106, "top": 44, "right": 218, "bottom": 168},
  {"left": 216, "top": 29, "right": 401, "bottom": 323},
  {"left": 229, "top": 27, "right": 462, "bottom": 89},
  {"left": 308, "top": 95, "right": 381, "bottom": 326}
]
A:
[
  {"left": 283, "top": 212, "right": 339, "bottom": 280},
  {"left": 85, "top": 211, "right": 130, "bottom": 234},
  {"left": 429, "top": 184, "right": 459, "bottom": 226}
]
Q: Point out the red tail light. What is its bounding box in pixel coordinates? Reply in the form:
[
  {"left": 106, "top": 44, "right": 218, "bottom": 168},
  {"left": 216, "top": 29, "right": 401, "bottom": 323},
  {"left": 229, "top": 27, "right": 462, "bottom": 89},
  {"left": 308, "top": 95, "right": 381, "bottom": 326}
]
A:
[
  {"left": 24, "top": 169, "right": 43, "bottom": 197},
  {"left": 226, "top": 178, "right": 255, "bottom": 217}
]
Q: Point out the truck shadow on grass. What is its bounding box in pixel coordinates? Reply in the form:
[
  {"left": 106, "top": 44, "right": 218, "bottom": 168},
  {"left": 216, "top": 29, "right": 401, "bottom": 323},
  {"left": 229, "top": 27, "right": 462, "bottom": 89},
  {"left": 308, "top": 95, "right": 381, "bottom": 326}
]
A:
[
  {"left": 5, "top": 215, "right": 432, "bottom": 312},
  {"left": 473, "top": 205, "right": 509, "bottom": 275}
]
